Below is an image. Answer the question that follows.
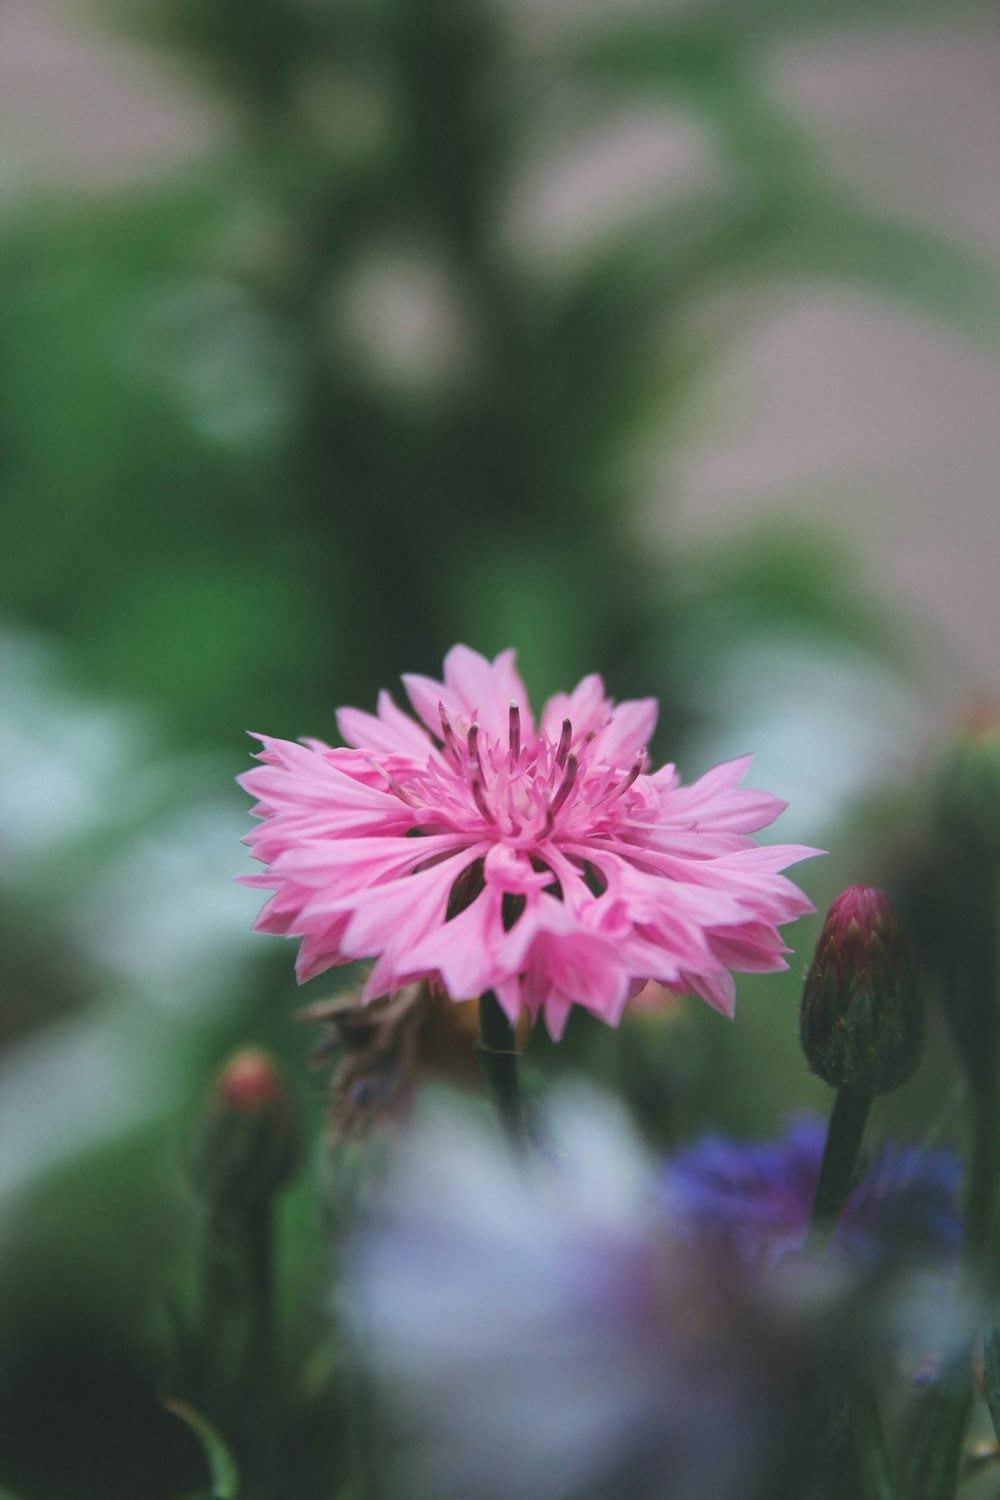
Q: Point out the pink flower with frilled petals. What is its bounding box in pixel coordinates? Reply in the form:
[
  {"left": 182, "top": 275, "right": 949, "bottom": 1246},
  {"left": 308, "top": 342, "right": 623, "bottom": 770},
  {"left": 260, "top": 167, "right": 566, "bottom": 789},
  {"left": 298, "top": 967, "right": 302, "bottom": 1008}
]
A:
[{"left": 240, "top": 646, "right": 819, "bottom": 1038}]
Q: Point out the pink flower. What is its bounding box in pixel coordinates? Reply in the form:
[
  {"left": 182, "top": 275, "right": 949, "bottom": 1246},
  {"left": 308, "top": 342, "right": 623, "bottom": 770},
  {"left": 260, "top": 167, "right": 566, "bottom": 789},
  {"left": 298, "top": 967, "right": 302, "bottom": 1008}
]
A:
[{"left": 239, "top": 646, "right": 819, "bottom": 1038}]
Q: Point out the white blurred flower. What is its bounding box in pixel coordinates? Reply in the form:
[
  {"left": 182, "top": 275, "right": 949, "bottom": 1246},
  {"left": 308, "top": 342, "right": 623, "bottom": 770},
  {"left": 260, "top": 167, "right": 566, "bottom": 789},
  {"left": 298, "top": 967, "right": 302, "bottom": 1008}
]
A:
[{"left": 349, "top": 1088, "right": 826, "bottom": 1500}]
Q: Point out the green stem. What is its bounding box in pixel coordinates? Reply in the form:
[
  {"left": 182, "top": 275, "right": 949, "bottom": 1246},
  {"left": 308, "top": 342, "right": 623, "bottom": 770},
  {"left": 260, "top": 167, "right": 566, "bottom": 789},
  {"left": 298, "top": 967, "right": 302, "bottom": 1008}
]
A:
[
  {"left": 807, "top": 1093, "right": 893, "bottom": 1497},
  {"left": 477, "top": 990, "right": 524, "bottom": 1145},
  {"left": 810, "top": 1088, "right": 873, "bottom": 1234},
  {"left": 849, "top": 1379, "right": 895, "bottom": 1500},
  {"left": 964, "top": 1078, "right": 999, "bottom": 1273},
  {"left": 898, "top": 1358, "right": 973, "bottom": 1500},
  {"left": 200, "top": 1200, "right": 277, "bottom": 1497}
]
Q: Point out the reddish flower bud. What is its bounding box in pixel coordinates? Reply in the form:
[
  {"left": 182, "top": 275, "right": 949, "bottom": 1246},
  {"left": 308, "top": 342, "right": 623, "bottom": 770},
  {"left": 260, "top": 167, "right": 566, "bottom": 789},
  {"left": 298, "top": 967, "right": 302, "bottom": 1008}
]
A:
[
  {"left": 194, "top": 1047, "right": 299, "bottom": 1209},
  {"left": 216, "top": 1047, "right": 288, "bottom": 1112},
  {"left": 800, "top": 886, "right": 924, "bottom": 1095}
]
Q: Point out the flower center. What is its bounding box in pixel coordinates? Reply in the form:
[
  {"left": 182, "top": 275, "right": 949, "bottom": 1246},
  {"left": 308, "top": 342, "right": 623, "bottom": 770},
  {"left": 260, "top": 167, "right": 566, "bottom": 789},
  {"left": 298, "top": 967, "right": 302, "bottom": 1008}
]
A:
[{"left": 425, "top": 699, "right": 644, "bottom": 846}]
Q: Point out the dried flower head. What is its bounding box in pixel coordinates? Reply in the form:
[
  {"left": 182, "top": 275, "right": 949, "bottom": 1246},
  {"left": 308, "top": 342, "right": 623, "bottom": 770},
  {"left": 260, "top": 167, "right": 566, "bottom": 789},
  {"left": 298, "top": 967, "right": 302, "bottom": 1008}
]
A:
[
  {"left": 240, "top": 646, "right": 818, "bottom": 1037},
  {"left": 300, "top": 983, "right": 479, "bottom": 1140}
]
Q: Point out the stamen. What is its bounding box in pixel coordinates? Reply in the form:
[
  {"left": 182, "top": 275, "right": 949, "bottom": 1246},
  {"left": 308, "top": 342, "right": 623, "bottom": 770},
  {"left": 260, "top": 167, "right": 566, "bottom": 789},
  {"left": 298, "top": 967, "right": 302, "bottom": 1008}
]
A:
[
  {"left": 555, "top": 718, "right": 572, "bottom": 769},
  {"left": 617, "top": 755, "right": 644, "bottom": 797},
  {"left": 508, "top": 701, "right": 521, "bottom": 764},
  {"left": 465, "top": 721, "right": 493, "bottom": 822},
  {"left": 544, "top": 753, "right": 579, "bottom": 833},
  {"left": 438, "top": 702, "right": 461, "bottom": 762},
  {"left": 596, "top": 753, "right": 645, "bottom": 805},
  {"left": 470, "top": 776, "right": 495, "bottom": 824},
  {"left": 467, "top": 721, "right": 483, "bottom": 776},
  {"left": 363, "top": 753, "right": 418, "bottom": 806}
]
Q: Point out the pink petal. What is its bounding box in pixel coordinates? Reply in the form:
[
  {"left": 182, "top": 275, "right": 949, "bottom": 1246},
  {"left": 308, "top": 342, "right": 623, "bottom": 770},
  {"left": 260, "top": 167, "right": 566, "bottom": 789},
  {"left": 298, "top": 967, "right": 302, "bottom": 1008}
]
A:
[
  {"left": 442, "top": 645, "right": 534, "bottom": 744},
  {"left": 540, "top": 673, "right": 608, "bottom": 743},
  {"left": 681, "top": 967, "right": 737, "bottom": 1019},
  {"left": 336, "top": 691, "right": 434, "bottom": 758},
  {"left": 590, "top": 698, "right": 659, "bottom": 765}
]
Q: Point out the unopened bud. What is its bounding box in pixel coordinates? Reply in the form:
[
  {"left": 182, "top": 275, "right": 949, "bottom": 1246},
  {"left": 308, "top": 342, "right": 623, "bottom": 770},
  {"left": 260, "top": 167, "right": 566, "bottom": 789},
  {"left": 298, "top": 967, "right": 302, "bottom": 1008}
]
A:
[
  {"left": 193, "top": 1047, "right": 299, "bottom": 1210},
  {"left": 801, "top": 886, "right": 924, "bottom": 1095}
]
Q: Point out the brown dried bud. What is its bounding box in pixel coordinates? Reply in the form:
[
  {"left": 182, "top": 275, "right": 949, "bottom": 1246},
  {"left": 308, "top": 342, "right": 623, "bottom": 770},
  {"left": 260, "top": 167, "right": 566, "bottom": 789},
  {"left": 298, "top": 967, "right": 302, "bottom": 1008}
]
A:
[{"left": 300, "top": 981, "right": 479, "bottom": 1141}]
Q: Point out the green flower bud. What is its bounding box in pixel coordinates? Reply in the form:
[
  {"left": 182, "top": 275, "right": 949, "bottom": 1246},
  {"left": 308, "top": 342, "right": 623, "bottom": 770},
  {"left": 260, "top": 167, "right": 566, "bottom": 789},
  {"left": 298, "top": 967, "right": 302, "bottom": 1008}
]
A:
[
  {"left": 193, "top": 1048, "right": 299, "bottom": 1211},
  {"left": 800, "top": 886, "right": 924, "bottom": 1095}
]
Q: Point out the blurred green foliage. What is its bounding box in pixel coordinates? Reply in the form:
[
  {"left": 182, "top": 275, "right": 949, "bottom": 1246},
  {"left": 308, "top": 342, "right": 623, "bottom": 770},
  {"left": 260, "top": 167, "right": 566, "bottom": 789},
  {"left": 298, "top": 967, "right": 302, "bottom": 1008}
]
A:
[{"left": 1, "top": 0, "right": 997, "bottom": 1495}]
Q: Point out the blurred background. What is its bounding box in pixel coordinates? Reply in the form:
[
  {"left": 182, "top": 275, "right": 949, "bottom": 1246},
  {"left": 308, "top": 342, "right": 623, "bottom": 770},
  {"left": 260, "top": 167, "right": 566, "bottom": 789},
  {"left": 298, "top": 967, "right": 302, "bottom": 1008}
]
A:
[{"left": 1, "top": 1, "right": 998, "bottom": 1496}]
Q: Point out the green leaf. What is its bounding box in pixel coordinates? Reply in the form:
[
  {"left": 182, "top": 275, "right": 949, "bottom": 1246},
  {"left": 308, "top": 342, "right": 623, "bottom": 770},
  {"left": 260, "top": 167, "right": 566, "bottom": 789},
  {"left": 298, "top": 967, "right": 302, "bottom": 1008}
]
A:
[
  {"left": 725, "top": 207, "right": 1000, "bottom": 354},
  {"left": 569, "top": 27, "right": 1000, "bottom": 349},
  {"left": 568, "top": 27, "right": 819, "bottom": 196},
  {"left": 568, "top": 3, "right": 989, "bottom": 60},
  {"left": 686, "top": 0, "right": 989, "bottom": 41},
  {"left": 162, "top": 1395, "right": 240, "bottom": 1499}
]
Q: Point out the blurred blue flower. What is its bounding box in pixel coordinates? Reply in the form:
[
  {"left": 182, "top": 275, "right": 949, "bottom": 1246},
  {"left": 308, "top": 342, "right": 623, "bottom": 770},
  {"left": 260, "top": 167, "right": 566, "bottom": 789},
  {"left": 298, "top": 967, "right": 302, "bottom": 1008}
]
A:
[{"left": 661, "top": 1116, "right": 961, "bottom": 1273}]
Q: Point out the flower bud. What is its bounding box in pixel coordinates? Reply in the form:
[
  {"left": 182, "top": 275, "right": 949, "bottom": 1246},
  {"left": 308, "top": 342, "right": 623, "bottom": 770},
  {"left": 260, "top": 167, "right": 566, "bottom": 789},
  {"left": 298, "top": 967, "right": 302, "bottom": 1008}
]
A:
[
  {"left": 193, "top": 1047, "right": 299, "bottom": 1210},
  {"left": 800, "top": 886, "right": 924, "bottom": 1095}
]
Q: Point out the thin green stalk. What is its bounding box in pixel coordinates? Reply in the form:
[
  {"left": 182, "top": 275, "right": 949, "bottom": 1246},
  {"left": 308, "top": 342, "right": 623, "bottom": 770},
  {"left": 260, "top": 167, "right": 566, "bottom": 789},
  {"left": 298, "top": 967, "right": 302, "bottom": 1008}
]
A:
[
  {"left": 809, "top": 1088, "right": 872, "bottom": 1235},
  {"left": 964, "top": 1079, "right": 999, "bottom": 1273},
  {"left": 807, "top": 1089, "right": 889, "bottom": 1498},
  {"left": 199, "top": 1198, "right": 279, "bottom": 1498},
  {"left": 849, "top": 1379, "right": 895, "bottom": 1500},
  {"left": 898, "top": 1359, "right": 973, "bottom": 1500},
  {"left": 477, "top": 990, "right": 524, "bottom": 1145}
]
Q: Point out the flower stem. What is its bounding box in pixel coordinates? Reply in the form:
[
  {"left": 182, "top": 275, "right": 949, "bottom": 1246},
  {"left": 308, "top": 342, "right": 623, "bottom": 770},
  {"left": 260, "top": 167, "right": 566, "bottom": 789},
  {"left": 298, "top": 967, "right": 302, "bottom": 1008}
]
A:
[
  {"left": 807, "top": 1090, "right": 888, "bottom": 1498},
  {"left": 477, "top": 990, "right": 524, "bottom": 1146},
  {"left": 849, "top": 1378, "right": 895, "bottom": 1500},
  {"left": 201, "top": 1199, "right": 278, "bottom": 1491},
  {"left": 898, "top": 1357, "right": 973, "bottom": 1500},
  {"left": 810, "top": 1087, "right": 872, "bottom": 1234}
]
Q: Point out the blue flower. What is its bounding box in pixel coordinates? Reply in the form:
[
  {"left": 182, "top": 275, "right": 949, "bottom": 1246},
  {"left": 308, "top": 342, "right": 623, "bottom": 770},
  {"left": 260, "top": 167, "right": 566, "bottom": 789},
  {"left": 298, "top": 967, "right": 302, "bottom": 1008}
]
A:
[{"left": 662, "top": 1116, "right": 960, "bottom": 1271}]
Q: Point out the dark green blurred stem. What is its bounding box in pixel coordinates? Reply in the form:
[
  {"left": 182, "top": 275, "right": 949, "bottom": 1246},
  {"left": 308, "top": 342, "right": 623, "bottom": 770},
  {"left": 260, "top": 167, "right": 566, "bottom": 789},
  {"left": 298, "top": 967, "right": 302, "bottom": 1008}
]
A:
[
  {"left": 200, "top": 1199, "right": 277, "bottom": 1496},
  {"left": 898, "top": 1357, "right": 973, "bottom": 1500},
  {"left": 903, "top": 925, "right": 999, "bottom": 1485},
  {"left": 945, "top": 892, "right": 1000, "bottom": 1446},
  {"left": 849, "top": 1380, "right": 895, "bottom": 1500},
  {"left": 477, "top": 990, "right": 524, "bottom": 1146},
  {"left": 946, "top": 860, "right": 1000, "bottom": 1273},
  {"left": 808, "top": 1094, "right": 891, "bottom": 1499},
  {"left": 964, "top": 1080, "right": 999, "bottom": 1274},
  {"left": 809, "top": 1088, "right": 872, "bottom": 1234}
]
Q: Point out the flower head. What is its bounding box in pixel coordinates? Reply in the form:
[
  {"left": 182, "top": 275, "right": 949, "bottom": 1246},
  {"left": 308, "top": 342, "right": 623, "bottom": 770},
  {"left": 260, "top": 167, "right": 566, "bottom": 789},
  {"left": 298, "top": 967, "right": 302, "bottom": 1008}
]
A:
[{"left": 240, "top": 645, "right": 818, "bottom": 1037}]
